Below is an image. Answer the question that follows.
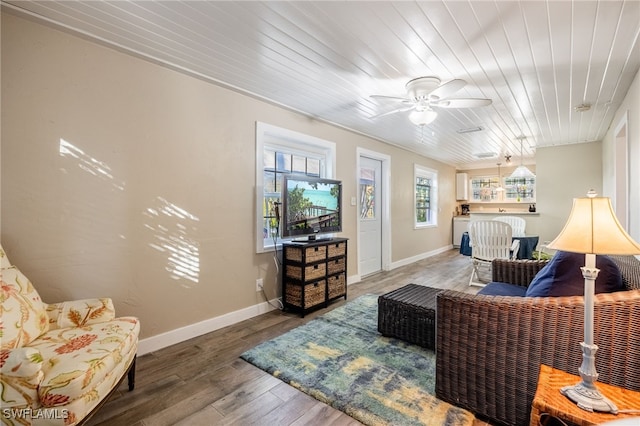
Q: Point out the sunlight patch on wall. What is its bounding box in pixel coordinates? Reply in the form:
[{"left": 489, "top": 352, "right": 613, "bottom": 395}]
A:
[
  {"left": 59, "top": 138, "right": 125, "bottom": 190},
  {"left": 144, "top": 197, "right": 200, "bottom": 287}
]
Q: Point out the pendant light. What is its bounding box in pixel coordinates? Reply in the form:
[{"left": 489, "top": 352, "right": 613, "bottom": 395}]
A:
[
  {"left": 510, "top": 136, "right": 535, "bottom": 179},
  {"left": 496, "top": 162, "right": 504, "bottom": 192}
]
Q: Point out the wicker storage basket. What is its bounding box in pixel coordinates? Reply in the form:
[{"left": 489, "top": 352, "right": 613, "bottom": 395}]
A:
[
  {"left": 328, "top": 273, "right": 346, "bottom": 299},
  {"left": 327, "top": 257, "right": 345, "bottom": 275},
  {"left": 285, "top": 245, "right": 326, "bottom": 263},
  {"left": 286, "top": 263, "right": 326, "bottom": 281},
  {"left": 327, "top": 241, "right": 346, "bottom": 258},
  {"left": 286, "top": 281, "right": 326, "bottom": 308}
]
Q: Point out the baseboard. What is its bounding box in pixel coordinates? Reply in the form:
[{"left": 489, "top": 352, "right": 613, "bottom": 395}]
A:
[
  {"left": 389, "top": 245, "right": 453, "bottom": 270},
  {"left": 137, "top": 299, "right": 278, "bottom": 356},
  {"left": 138, "top": 273, "right": 360, "bottom": 356}
]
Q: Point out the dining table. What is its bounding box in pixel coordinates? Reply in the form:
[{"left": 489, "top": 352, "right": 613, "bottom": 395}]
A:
[{"left": 459, "top": 232, "right": 539, "bottom": 260}]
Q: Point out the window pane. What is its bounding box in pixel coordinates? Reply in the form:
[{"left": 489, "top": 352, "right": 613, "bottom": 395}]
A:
[
  {"left": 276, "top": 152, "right": 291, "bottom": 172},
  {"left": 307, "top": 158, "right": 320, "bottom": 176},
  {"left": 262, "top": 194, "right": 281, "bottom": 241},
  {"left": 263, "top": 171, "right": 277, "bottom": 194},
  {"left": 292, "top": 155, "right": 306, "bottom": 174},
  {"left": 360, "top": 168, "right": 375, "bottom": 219},
  {"left": 416, "top": 181, "right": 430, "bottom": 223},
  {"left": 415, "top": 165, "right": 437, "bottom": 227},
  {"left": 264, "top": 149, "right": 276, "bottom": 171}
]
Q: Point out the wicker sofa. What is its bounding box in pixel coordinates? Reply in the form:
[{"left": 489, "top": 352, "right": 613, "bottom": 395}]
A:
[{"left": 435, "top": 255, "right": 640, "bottom": 426}]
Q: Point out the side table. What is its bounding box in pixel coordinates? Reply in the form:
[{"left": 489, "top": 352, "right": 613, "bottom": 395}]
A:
[
  {"left": 530, "top": 364, "right": 640, "bottom": 426},
  {"left": 377, "top": 284, "right": 441, "bottom": 350}
]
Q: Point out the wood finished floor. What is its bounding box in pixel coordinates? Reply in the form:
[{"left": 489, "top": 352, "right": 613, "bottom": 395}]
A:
[{"left": 87, "top": 249, "right": 489, "bottom": 426}]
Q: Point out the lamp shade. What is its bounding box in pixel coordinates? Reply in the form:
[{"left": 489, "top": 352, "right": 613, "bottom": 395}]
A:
[
  {"left": 408, "top": 109, "right": 437, "bottom": 126},
  {"left": 509, "top": 165, "right": 536, "bottom": 179},
  {"left": 547, "top": 196, "right": 640, "bottom": 255}
]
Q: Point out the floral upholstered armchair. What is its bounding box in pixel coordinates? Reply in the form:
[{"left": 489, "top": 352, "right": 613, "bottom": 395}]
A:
[{"left": 1, "top": 246, "right": 140, "bottom": 425}]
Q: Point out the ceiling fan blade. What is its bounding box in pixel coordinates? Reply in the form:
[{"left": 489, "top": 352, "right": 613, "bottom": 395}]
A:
[
  {"left": 370, "top": 105, "right": 415, "bottom": 119},
  {"left": 429, "top": 79, "right": 466, "bottom": 99},
  {"left": 432, "top": 98, "right": 492, "bottom": 108},
  {"left": 370, "top": 95, "right": 412, "bottom": 103}
]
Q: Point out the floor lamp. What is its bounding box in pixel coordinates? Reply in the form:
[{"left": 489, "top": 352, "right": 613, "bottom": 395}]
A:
[{"left": 547, "top": 190, "right": 640, "bottom": 412}]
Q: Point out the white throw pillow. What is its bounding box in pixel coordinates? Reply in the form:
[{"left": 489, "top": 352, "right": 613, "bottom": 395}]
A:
[{"left": 1, "top": 266, "right": 49, "bottom": 349}]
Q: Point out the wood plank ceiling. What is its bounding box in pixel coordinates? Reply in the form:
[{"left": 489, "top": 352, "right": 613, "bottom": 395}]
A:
[{"left": 4, "top": 1, "right": 639, "bottom": 169}]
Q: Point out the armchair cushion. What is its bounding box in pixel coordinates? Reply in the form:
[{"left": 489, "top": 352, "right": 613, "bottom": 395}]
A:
[
  {"left": 525, "top": 250, "right": 623, "bottom": 297},
  {"left": 477, "top": 281, "right": 527, "bottom": 296},
  {"left": 30, "top": 317, "right": 139, "bottom": 408},
  {"left": 0, "top": 347, "right": 44, "bottom": 410},
  {"left": 1, "top": 266, "right": 49, "bottom": 349}
]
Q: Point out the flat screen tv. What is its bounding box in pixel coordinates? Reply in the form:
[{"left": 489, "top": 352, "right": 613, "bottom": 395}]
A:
[{"left": 281, "top": 175, "right": 342, "bottom": 240}]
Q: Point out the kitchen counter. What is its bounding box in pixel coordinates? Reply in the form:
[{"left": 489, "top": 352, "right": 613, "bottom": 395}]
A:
[
  {"left": 452, "top": 216, "right": 470, "bottom": 247},
  {"left": 470, "top": 211, "right": 539, "bottom": 216}
]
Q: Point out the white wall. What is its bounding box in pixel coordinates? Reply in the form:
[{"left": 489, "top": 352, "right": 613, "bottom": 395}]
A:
[{"left": 602, "top": 69, "right": 640, "bottom": 242}]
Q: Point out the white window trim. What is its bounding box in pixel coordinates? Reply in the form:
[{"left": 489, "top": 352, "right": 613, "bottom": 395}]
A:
[
  {"left": 414, "top": 164, "right": 438, "bottom": 229},
  {"left": 255, "top": 122, "right": 336, "bottom": 253}
]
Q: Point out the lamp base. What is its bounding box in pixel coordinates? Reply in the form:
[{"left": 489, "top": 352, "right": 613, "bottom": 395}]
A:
[{"left": 560, "top": 382, "right": 618, "bottom": 413}]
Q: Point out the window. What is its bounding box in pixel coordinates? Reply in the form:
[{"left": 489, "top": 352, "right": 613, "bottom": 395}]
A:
[
  {"left": 471, "top": 176, "right": 502, "bottom": 202},
  {"left": 415, "top": 165, "right": 438, "bottom": 227},
  {"left": 504, "top": 176, "right": 536, "bottom": 202},
  {"left": 256, "top": 123, "right": 336, "bottom": 253}
]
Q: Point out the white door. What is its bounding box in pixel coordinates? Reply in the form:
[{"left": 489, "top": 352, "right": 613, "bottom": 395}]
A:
[{"left": 359, "top": 156, "right": 382, "bottom": 276}]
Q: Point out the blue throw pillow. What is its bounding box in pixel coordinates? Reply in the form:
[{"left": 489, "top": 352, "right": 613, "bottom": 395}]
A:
[{"left": 525, "top": 251, "right": 624, "bottom": 297}]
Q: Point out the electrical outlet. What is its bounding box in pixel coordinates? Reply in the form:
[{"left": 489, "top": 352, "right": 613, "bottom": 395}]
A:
[{"left": 256, "top": 278, "right": 263, "bottom": 292}]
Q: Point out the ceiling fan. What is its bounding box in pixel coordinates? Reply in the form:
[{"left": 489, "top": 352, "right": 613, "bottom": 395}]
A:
[{"left": 370, "top": 76, "right": 492, "bottom": 125}]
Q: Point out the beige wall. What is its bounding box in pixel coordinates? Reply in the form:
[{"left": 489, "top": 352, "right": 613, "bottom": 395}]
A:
[
  {"left": 536, "top": 141, "right": 603, "bottom": 244},
  {"left": 1, "top": 12, "right": 456, "bottom": 348}
]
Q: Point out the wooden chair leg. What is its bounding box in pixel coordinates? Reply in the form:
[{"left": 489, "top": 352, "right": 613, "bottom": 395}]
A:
[{"left": 127, "top": 355, "right": 136, "bottom": 391}]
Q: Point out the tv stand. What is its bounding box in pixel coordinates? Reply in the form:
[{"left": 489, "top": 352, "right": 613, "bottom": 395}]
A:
[
  {"left": 292, "top": 236, "right": 333, "bottom": 243},
  {"left": 282, "top": 238, "right": 348, "bottom": 317}
]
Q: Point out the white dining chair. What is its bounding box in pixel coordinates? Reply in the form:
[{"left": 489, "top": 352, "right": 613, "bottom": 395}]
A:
[
  {"left": 468, "top": 220, "right": 520, "bottom": 286},
  {"left": 493, "top": 215, "right": 526, "bottom": 237}
]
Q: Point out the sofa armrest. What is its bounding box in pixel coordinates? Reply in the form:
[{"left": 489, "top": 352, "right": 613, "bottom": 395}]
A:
[
  {"left": 435, "top": 289, "right": 640, "bottom": 426},
  {"left": 1, "top": 347, "right": 44, "bottom": 409},
  {"left": 46, "top": 298, "right": 115, "bottom": 330},
  {"left": 491, "top": 258, "right": 549, "bottom": 287}
]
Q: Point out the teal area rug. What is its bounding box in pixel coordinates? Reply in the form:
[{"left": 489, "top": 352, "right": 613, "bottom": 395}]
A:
[{"left": 241, "top": 294, "right": 474, "bottom": 426}]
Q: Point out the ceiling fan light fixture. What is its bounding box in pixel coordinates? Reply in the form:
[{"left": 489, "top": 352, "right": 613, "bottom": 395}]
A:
[{"left": 409, "top": 109, "right": 437, "bottom": 126}]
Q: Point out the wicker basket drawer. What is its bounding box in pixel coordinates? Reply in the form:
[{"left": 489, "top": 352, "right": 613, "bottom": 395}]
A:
[
  {"left": 286, "top": 262, "right": 326, "bottom": 281},
  {"left": 328, "top": 273, "right": 346, "bottom": 299},
  {"left": 328, "top": 241, "right": 346, "bottom": 258},
  {"left": 286, "top": 280, "right": 326, "bottom": 308},
  {"left": 285, "top": 245, "right": 327, "bottom": 263},
  {"left": 327, "top": 257, "right": 345, "bottom": 275}
]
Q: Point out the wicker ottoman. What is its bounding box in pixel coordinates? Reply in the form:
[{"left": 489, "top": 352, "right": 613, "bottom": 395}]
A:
[{"left": 377, "top": 284, "right": 441, "bottom": 350}]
